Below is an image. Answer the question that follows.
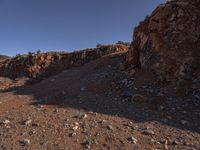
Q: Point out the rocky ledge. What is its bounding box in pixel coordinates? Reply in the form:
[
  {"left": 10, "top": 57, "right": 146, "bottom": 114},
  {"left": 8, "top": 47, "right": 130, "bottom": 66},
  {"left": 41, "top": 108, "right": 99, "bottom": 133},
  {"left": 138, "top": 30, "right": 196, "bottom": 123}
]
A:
[{"left": 0, "top": 44, "right": 128, "bottom": 81}]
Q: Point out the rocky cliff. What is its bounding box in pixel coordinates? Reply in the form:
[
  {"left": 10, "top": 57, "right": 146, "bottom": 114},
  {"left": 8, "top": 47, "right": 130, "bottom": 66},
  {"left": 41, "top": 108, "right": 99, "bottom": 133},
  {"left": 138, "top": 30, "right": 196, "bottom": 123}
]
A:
[
  {"left": 0, "top": 44, "right": 128, "bottom": 81},
  {"left": 127, "top": 0, "right": 200, "bottom": 83},
  {"left": 0, "top": 55, "right": 10, "bottom": 62}
]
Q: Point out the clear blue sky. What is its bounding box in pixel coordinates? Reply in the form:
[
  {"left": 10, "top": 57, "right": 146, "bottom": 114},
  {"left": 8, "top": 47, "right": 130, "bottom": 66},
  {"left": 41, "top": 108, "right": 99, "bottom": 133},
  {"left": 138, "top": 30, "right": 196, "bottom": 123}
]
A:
[{"left": 0, "top": 0, "right": 164, "bottom": 56}]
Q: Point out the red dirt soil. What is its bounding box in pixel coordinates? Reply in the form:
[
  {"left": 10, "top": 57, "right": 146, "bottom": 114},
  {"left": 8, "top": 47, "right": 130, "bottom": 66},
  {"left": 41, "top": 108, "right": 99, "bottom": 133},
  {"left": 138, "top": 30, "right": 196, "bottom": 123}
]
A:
[{"left": 0, "top": 51, "right": 199, "bottom": 150}]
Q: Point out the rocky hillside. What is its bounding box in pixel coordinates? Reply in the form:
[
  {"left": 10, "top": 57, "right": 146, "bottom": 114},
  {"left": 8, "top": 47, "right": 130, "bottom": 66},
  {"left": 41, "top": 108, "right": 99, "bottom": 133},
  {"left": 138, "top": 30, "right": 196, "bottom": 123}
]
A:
[
  {"left": 126, "top": 0, "right": 200, "bottom": 84},
  {"left": 0, "top": 44, "right": 128, "bottom": 81},
  {"left": 0, "top": 1, "right": 200, "bottom": 149},
  {"left": 0, "top": 55, "right": 9, "bottom": 62}
]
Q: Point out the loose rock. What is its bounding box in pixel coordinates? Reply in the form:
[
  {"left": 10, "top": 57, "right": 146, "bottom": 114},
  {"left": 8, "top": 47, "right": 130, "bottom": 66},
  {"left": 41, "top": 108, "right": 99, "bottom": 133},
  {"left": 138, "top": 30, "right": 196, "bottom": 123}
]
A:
[
  {"left": 142, "top": 129, "right": 155, "bottom": 135},
  {"left": 127, "top": 136, "right": 138, "bottom": 144},
  {"left": 20, "top": 139, "right": 30, "bottom": 146},
  {"left": 132, "top": 94, "right": 147, "bottom": 103}
]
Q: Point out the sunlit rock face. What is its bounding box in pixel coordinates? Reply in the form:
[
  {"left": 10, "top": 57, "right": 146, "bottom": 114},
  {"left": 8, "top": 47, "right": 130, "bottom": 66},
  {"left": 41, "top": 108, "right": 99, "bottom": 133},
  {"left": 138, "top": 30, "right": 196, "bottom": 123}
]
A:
[
  {"left": 127, "top": 0, "right": 200, "bottom": 82},
  {"left": 0, "top": 45, "right": 128, "bottom": 80}
]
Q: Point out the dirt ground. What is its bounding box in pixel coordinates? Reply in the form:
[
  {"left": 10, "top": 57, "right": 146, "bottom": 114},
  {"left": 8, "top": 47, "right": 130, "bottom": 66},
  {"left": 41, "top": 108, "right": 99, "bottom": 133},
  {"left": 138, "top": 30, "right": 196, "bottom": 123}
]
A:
[{"left": 0, "top": 52, "right": 199, "bottom": 150}]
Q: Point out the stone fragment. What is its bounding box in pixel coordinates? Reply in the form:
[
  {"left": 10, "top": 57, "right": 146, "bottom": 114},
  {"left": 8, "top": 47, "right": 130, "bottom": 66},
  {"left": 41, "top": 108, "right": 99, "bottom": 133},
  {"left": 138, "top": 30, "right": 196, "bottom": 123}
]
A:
[
  {"left": 80, "top": 87, "right": 85, "bottom": 91},
  {"left": 107, "top": 125, "right": 114, "bottom": 131},
  {"left": 20, "top": 139, "right": 30, "bottom": 146},
  {"left": 127, "top": 136, "right": 138, "bottom": 144},
  {"left": 24, "top": 119, "right": 32, "bottom": 125},
  {"left": 132, "top": 94, "right": 147, "bottom": 103},
  {"left": 142, "top": 129, "right": 155, "bottom": 135},
  {"left": 2, "top": 120, "right": 10, "bottom": 124},
  {"left": 181, "top": 120, "right": 188, "bottom": 125},
  {"left": 81, "top": 139, "right": 95, "bottom": 149}
]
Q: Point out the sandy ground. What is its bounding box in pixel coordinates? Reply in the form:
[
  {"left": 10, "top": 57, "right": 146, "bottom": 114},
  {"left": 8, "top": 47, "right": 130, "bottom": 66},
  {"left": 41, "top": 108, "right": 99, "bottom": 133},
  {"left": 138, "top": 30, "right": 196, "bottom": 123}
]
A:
[{"left": 0, "top": 52, "right": 199, "bottom": 150}]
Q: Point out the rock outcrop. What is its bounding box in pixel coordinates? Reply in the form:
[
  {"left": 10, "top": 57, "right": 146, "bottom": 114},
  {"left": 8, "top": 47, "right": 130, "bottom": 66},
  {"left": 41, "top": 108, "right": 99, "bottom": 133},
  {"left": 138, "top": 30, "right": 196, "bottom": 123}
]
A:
[
  {"left": 0, "top": 55, "right": 10, "bottom": 62},
  {"left": 0, "top": 45, "right": 128, "bottom": 81},
  {"left": 127, "top": 0, "right": 200, "bottom": 83}
]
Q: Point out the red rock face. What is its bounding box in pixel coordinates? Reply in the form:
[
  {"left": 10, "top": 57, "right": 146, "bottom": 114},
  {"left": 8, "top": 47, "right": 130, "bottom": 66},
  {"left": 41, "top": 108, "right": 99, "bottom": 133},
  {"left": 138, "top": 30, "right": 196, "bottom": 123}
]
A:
[
  {"left": 0, "top": 45, "right": 128, "bottom": 81},
  {"left": 127, "top": 0, "right": 200, "bottom": 82}
]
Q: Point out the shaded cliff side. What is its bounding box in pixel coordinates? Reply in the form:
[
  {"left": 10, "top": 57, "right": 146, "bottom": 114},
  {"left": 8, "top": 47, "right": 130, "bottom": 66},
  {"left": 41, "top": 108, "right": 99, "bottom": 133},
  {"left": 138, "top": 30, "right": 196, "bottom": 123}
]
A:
[{"left": 127, "top": 0, "right": 200, "bottom": 83}]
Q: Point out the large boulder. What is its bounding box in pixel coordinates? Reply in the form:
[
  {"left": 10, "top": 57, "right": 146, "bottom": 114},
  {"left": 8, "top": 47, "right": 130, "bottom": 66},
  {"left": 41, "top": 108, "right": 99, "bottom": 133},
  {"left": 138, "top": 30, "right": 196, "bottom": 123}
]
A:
[{"left": 127, "top": 0, "right": 200, "bottom": 82}]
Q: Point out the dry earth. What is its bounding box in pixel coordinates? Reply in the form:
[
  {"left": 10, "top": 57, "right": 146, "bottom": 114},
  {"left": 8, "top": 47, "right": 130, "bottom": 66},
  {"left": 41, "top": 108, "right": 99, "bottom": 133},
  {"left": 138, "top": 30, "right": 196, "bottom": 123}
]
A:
[{"left": 0, "top": 51, "right": 199, "bottom": 150}]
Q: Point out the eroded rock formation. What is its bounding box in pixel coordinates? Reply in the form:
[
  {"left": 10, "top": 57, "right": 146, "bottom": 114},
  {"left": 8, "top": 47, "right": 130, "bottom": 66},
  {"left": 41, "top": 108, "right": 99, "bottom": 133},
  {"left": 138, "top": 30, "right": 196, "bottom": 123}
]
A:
[
  {"left": 127, "top": 0, "right": 200, "bottom": 82},
  {"left": 0, "top": 45, "right": 128, "bottom": 80}
]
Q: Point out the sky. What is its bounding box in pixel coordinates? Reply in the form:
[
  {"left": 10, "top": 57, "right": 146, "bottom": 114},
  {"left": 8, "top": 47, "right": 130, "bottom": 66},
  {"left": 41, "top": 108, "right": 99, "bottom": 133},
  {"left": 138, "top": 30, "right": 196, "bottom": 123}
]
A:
[{"left": 0, "top": 0, "right": 165, "bottom": 56}]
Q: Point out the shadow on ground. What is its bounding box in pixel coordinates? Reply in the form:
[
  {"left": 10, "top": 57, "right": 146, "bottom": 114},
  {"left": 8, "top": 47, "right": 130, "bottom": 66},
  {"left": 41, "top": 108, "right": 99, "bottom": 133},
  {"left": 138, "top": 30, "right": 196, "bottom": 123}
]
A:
[{"left": 1, "top": 54, "right": 200, "bottom": 134}]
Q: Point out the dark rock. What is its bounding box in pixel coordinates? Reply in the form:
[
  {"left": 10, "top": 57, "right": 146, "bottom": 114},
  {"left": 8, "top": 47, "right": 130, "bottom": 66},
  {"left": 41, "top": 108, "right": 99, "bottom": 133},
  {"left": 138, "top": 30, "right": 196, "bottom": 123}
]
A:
[
  {"left": 132, "top": 94, "right": 147, "bottom": 103},
  {"left": 126, "top": 0, "right": 200, "bottom": 83},
  {"left": 142, "top": 129, "right": 155, "bottom": 135},
  {"left": 127, "top": 136, "right": 138, "bottom": 144},
  {"left": 81, "top": 139, "right": 96, "bottom": 149},
  {"left": 19, "top": 139, "right": 30, "bottom": 146}
]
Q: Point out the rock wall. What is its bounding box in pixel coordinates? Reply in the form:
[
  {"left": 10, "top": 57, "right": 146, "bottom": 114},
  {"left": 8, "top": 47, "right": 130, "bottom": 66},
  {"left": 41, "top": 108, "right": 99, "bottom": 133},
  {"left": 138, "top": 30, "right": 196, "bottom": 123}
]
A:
[
  {"left": 0, "top": 45, "right": 128, "bottom": 80},
  {"left": 0, "top": 55, "right": 10, "bottom": 62},
  {"left": 127, "top": 0, "right": 200, "bottom": 82}
]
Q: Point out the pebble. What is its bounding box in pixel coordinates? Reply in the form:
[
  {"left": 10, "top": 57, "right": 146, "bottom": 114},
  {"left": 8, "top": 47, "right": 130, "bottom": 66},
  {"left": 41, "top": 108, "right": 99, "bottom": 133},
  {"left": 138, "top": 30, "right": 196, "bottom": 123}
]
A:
[
  {"left": 164, "top": 140, "right": 169, "bottom": 150},
  {"left": 160, "top": 118, "right": 169, "bottom": 123},
  {"left": 127, "top": 136, "right": 138, "bottom": 144},
  {"left": 172, "top": 140, "right": 180, "bottom": 145},
  {"left": 80, "top": 87, "right": 85, "bottom": 91},
  {"left": 62, "top": 91, "right": 66, "bottom": 95},
  {"left": 142, "top": 129, "right": 155, "bottom": 135},
  {"left": 81, "top": 139, "right": 95, "bottom": 149},
  {"left": 24, "top": 119, "right": 32, "bottom": 125},
  {"left": 54, "top": 109, "right": 59, "bottom": 113},
  {"left": 151, "top": 139, "right": 161, "bottom": 144},
  {"left": 107, "top": 125, "right": 114, "bottom": 131},
  {"left": 129, "top": 69, "right": 136, "bottom": 76},
  {"left": 72, "top": 122, "right": 79, "bottom": 131},
  {"left": 32, "top": 123, "right": 39, "bottom": 127},
  {"left": 132, "top": 94, "right": 147, "bottom": 103},
  {"left": 69, "top": 132, "right": 76, "bottom": 137},
  {"left": 181, "top": 120, "right": 188, "bottom": 125},
  {"left": 160, "top": 138, "right": 167, "bottom": 144},
  {"left": 159, "top": 105, "right": 165, "bottom": 110},
  {"left": 157, "top": 92, "right": 164, "bottom": 97},
  {"left": 2, "top": 120, "right": 10, "bottom": 124},
  {"left": 20, "top": 139, "right": 30, "bottom": 146},
  {"left": 81, "top": 114, "right": 88, "bottom": 119}
]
